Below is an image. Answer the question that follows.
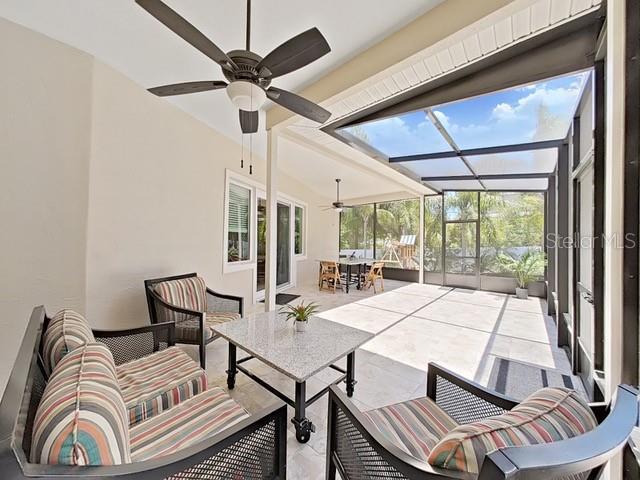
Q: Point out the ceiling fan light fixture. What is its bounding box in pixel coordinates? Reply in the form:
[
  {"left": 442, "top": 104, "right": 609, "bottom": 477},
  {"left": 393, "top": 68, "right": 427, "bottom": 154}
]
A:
[{"left": 226, "top": 80, "right": 266, "bottom": 111}]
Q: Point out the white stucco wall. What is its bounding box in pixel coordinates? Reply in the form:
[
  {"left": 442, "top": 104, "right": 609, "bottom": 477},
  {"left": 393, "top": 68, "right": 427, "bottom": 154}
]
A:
[{"left": 0, "top": 18, "right": 339, "bottom": 394}]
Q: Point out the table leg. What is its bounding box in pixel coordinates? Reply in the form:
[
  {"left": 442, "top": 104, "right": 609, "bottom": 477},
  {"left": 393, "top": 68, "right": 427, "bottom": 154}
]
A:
[
  {"left": 292, "top": 381, "right": 315, "bottom": 443},
  {"left": 346, "top": 352, "right": 357, "bottom": 397},
  {"left": 357, "top": 263, "right": 363, "bottom": 290},
  {"left": 346, "top": 264, "right": 351, "bottom": 293},
  {"left": 226, "top": 343, "right": 237, "bottom": 390}
]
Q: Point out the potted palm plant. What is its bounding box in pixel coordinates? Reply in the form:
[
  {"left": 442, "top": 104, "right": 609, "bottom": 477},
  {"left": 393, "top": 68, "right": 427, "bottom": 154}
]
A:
[
  {"left": 281, "top": 301, "right": 320, "bottom": 332},
  {"left": 498, "top": 251, "right": 546, "bottom": 299}
]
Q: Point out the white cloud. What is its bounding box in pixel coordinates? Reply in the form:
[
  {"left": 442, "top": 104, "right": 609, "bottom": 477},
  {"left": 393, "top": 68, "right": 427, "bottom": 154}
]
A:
[
  {"left": 491, "top": 102, "right": 516, "bottom": 121},
  {"left": 513, "top": 83, "right": 581, "bottom": 113},
  {"left": 358, "top": 113, "right": 451, "bottom": 156}
]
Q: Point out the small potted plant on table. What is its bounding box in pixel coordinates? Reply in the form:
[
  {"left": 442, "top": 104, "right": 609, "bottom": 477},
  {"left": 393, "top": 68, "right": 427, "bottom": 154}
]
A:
[
  {"left": 498, "top": 251, "right": 546, "bottom": 299},
  {"left": 281, "top": 301, "right": 320, "bottom": 332}
]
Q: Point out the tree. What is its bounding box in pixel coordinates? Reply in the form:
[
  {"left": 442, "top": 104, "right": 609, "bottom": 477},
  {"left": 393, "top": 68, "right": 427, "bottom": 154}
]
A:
[
  {"left": 340, "top": 205, "right": 374, "bottom": 255},
  {"left": 339, "top": 191, "right": 545, "bottom": 277}
]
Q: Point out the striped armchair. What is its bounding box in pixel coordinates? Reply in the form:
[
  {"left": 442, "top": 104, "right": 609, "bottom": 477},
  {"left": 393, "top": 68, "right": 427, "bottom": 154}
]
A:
[
  {"left": 145, "top": 273, "right": 244, "bottom": 368},
  {"left": 0, "top": 306, "right": 287, "bottom": 479},
  {"left": 326, "top": 362, "right": 639, "bottom": 480}
]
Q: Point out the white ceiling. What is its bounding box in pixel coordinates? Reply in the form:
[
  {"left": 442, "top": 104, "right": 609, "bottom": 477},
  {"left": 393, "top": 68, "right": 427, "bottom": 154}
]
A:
[
  {"left": 0, "top": 0, "right": 443, "bottom": 153},
  {"left": 278, "top": 137, "right": 402, "bottom": 201}
]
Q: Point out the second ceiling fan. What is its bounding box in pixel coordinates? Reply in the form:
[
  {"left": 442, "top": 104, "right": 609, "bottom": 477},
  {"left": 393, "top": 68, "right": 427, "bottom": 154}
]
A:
[
  {"left": 136, "top": 0, "right": 332, "bottom": 134},
  {"left": 321, "top": 179, "right": 354, "bottom": 212}
]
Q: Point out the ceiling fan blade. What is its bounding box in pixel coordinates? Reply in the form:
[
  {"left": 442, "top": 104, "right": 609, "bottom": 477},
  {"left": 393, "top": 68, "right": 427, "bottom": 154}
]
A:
[
  {"left": 136, "top": 0, "right": 236, "bottom": 69},
  {"left": 266, "top": 87, "right": 331, "bottom": 124},
  {"left": 257, "top": 27, "right": 330, "bottom": 79},
  {"left": 148, "top": 80, "right": 227, "bottom": 97},
  {"left": 239, "top": 110, "right": 259, "bottom": 134}
]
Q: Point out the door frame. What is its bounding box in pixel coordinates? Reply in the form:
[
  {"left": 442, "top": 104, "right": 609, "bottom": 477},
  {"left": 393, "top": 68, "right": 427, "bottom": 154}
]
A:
[
  {"left": 254, "top": 190, "right": 300, "bottom": 301},
  {"left": 442, "top": 191, "right": 481, "bottom": 289},
  {"left": 572, "top": 158, "right": 596, "bottom": 398}
]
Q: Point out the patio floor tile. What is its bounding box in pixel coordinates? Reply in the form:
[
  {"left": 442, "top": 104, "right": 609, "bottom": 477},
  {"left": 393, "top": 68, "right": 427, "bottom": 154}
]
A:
[{"left": 202, "top": 280, "right": 576, "bottom": 476}]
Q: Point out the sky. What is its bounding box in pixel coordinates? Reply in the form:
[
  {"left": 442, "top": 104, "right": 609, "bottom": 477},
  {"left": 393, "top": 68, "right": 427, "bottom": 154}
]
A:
[{"left": 345, "top": 71, "right": 589, "bottom": 158}]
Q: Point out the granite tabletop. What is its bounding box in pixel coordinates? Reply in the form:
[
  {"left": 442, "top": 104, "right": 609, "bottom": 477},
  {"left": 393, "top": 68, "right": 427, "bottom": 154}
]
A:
[{"left": 211, "top": 311, "right": 374, "bottom": 382}]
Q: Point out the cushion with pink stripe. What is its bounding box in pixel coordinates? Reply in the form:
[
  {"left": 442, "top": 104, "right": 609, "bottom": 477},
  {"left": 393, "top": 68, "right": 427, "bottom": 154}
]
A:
[
  {"left": 427, "top": 387, "right": 598, "bottom": 474},
  {"left": 363, "top": 396, "right": 458, "bottom": 462},
  {"left": 116, "top": 347, "right": 208, "bottom": 426},
  {"left": 153, "top": 276, "right": 207, "bottom": 313},
  {"left": 129, "top": 387, "right": 249, "bottom": 462}
]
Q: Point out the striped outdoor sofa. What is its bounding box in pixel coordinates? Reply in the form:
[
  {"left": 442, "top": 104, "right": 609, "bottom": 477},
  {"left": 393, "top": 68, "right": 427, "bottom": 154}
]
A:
[
  {"left": 145, "top": 273, "right": 244, "bottom": 368},
  {"left": 326, "top": 363, "right": 639, "bottom": 480},
  {"left": 41, "top": 309, "right": 209, "bottom": 427},
  {"left": 0, "top": 306, "right": 287, "bottom": 479}
]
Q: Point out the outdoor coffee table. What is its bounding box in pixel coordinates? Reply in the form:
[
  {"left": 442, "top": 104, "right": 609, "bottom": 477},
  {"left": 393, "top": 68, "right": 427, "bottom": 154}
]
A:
[{"left": 212, "top": 311, "right": 374, "bottom": 443}]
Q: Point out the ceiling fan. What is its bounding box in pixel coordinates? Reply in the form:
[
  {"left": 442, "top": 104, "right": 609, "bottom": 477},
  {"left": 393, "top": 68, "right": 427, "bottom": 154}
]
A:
[
  {"left": 322, "top": 179, "right": 354, "bottom": 212},
  {"left": 136, "top": 0, "right": 332, "bottom": 134}
]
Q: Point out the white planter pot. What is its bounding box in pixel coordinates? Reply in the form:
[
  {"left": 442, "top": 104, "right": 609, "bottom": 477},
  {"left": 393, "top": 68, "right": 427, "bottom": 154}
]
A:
[
  {"left": 515, "top": 287, "right": 529, "bottom": 299},
  {"left": 295, "top": 321, "right": 308, "bottom": 332}
]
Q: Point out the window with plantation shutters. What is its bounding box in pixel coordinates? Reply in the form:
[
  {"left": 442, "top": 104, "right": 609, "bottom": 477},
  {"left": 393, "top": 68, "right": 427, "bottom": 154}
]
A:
[{"left": 227, "top": 183, "right": 251, "bottom": 262}]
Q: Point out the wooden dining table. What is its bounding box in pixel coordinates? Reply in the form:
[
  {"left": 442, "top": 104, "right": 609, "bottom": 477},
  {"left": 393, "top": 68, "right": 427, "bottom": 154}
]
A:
[{"left": 317, "top": 258, "right": 376, "bottom": 293}]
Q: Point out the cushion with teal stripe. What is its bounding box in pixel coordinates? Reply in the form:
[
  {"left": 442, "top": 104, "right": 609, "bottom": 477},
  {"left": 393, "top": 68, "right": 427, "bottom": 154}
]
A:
[
  {"left": 31, "top": 343, "right": 130, "bottom": 465},
  {"left": 42, "top": 309, "right": 95, "bottom": 375},
  {"left": 427, "top": 387, "right": 597, "bottom": 474}
]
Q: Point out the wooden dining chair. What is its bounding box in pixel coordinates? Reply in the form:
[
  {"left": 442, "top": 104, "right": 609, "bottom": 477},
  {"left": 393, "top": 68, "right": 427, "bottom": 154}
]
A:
[
  {"left": 363, "top": 262, "right": 384, "bottom": 293},
  {"left": 319, "top": 261, "right": 341, "bottom": 293}
]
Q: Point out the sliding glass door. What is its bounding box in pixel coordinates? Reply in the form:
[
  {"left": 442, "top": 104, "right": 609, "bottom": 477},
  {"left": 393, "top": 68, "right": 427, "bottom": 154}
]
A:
[
  {"left": 255, "top": 197, "right": 292, "bottom": 295},
  {"left": 256, "top": 198, "right": 266, "bottom": 293},
  {"left": 276, "top": 202, "right": 291, "bottom": 287}
]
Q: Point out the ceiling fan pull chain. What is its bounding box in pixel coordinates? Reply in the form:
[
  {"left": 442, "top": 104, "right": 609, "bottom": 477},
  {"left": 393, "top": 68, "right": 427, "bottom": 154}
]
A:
[
  {"left": 249, "top": 78, "right": 253, "bottom": 175},
  {"left": 249, "top": 129, "right": 253, "bottom": 175},
  {"left": 240, "top": 133, "right": 244, "bottom": 168},
  {"left": 245, "top": 0, "right": 251, "bottom": 51}
]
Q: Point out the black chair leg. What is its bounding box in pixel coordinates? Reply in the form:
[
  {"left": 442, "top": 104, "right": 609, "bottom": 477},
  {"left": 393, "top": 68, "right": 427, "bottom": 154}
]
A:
[
  {"left": 327, "top": 461, "right": 336, "bottom": 480},
  {"left": 199, "top": 342, "right": 206, "bottom": 369}
]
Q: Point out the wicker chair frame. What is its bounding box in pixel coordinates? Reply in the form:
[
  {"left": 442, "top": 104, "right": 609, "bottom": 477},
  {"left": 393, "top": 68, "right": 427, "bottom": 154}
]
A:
[
  {"left": 145, "top": 272, "right": 244, "bottom": 368},
  {"left": 326, "top": 362, "right": 638, "bottom": 480},
  {"left": 0, "top": 306, "right": 287, "bottom": 480}
]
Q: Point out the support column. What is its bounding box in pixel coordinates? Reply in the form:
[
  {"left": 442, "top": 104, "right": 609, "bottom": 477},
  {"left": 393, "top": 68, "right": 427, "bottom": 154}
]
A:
[
  {"left": 604, "top": 0, "right": 625, "bottom": 402},
  {"left": 556, "top": 143, "right": 570, "bottom": 348},
  {"left": 546, "top": 179, "right": 556, "bottom": 318},
  {"left": 265, "top": 129, "right": 278, "bottom": 311},
  {"left": 604, "top": 1, "right": 626, "bottom": 478},
  {"left": 418, "top": 195, "right": 424, "bottom": 284}
]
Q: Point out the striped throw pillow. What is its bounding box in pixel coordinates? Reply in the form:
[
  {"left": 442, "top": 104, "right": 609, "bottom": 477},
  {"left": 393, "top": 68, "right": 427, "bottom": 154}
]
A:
[
  {"left": 153, "top": 276, "right": 207, "bottom": 313},
  {"left": 42, "top": 309, "right": 95, "bottom": 375},
  {"left": 31, "top": 343, "right": 131, "bottom": 465},
  {"left": 428, "top": 387, "right": 597, "bottom": 474}
]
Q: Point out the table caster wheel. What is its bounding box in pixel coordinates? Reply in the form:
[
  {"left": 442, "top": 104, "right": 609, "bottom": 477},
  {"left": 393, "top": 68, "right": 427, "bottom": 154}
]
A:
[
  {"left": 292, "top": 418, "right": 315, "bottom": 443},
  {"left": 296, "top": 429, "right": 311, "bottom": 443}
]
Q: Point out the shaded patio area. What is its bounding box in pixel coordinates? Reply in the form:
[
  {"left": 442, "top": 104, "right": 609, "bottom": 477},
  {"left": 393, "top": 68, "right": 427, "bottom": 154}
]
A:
[{"left": 197, "top": 280, "right": 580, "bottom": 479}]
